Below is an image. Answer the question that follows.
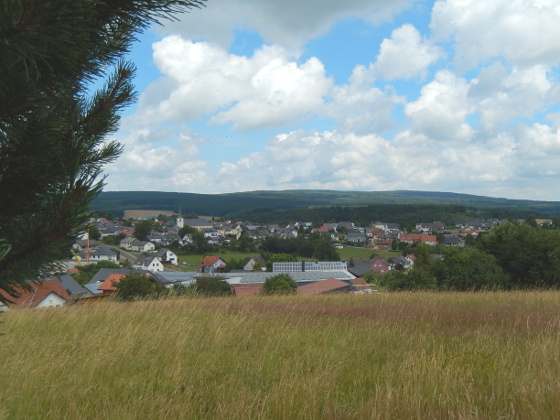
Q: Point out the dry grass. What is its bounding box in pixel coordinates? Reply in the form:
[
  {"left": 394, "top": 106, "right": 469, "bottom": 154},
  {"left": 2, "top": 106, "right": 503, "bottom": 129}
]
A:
[{"left": 1, "top": 292, "right": 560, "bottom": 419}]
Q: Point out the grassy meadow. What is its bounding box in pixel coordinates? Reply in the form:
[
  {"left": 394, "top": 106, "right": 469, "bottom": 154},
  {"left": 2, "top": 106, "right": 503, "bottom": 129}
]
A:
[{"left": 2, "top": 292, "right": 560, "bottom": 419}]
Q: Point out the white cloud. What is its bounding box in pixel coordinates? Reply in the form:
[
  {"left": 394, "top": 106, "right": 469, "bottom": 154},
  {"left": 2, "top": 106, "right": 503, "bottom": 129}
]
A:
[
  {"left": 325, "top": 66, "right": 404, "bottom": 135},
  {"left": 475, "top": 65, "right": 557, "bottom": 131},
  {"left": 211, "top": 56, "right": 332, "bottom": 129},
  {"left": 159, "top": 0, "right": 418, "bottom": 50},
  {"left": 374, "top": 24, "right": 444, "bottom": 80},
  {"left": 102, "top": 0, "right": 560, "bottom": 201},
  {"left": 431, "top": 0, "right": 560, "bottom": 70},
  {"left": 132, "top": 37, "right": 332, "bottom": 129},
  {"left": 405, "top": 70, "right": 475, "bottom": 141}
]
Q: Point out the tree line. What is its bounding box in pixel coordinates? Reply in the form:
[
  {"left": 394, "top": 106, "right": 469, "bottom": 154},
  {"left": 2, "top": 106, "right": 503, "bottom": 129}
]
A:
[{"left": 378, "top": 222, "right": 560, "bottom": 291}]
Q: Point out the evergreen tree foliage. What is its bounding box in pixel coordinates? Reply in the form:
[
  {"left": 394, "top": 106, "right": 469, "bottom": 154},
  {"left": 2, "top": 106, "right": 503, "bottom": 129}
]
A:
[{"left": 0, "top": 0, "right": 205, "bottom": 302}]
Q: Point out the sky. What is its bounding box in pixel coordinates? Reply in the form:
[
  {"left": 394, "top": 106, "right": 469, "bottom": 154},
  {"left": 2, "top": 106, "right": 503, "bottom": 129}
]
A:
[{"left": 103, "top": 0, "right": 560, "bottom": 201}]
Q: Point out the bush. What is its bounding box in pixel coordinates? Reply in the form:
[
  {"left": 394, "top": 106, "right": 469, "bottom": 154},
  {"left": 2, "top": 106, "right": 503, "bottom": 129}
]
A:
[
  {"left": 260, "top": 274, "right": 297, "bottom": 295},
  {"left": 114, "top": 273, "right": 164, "bottom": 301},
  {"left": 193, "top": 276, "right": 231, "bottom": 296}
]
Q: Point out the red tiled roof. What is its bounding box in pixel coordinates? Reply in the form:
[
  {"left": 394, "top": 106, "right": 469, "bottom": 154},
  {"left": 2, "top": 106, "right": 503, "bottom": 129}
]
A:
[
  {"left": 351, "top": 278, "right": 371, "bottom": 291},
  {"left": 98, "top": 274, "right": 127, "bottom": 292},
  {"left": 0, "top": 279, "right": 71, "bottom": 308},
  {"left": 198, "top": 255, "right": 225, "bottom": 268},
  {"left": 297, "top": 278, "right": 351, "bottom": 296},
  {"left": 399, "top": 233, "right": 437, "bottom": 243},
  {"left": 230, "top": 283, "right": 264, "bottom": 297}
]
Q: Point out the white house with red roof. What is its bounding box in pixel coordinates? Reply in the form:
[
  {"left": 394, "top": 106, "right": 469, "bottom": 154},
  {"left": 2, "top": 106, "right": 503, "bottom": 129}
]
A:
[
  {"left": 198, "top": 255, "right": 227, "bottom": 273},
  {"left": 0, "top": 279, "right": 70, "bottom": 310}
]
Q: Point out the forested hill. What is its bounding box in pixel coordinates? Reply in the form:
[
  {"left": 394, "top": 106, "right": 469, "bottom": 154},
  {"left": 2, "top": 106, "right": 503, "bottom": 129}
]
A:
[{"left": 92, "top": 190, "right": 560, "bottom": 221}]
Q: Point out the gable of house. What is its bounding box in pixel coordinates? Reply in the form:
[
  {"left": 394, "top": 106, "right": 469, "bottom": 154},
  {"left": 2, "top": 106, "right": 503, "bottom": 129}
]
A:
[{"left": 0, "top": 279, "right": 71, "bottom": 309}]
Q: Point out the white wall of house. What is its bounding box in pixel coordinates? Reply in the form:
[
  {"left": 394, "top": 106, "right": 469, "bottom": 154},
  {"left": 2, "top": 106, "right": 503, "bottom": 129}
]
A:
[{"left": 35, "top": 293, "right": 67, "bottom": 308}]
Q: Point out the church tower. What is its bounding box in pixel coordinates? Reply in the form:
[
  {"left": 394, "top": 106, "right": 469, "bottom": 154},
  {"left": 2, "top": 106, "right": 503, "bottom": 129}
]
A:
[{"left": 176, "top": 206, "right": 184, "bottom": 229}]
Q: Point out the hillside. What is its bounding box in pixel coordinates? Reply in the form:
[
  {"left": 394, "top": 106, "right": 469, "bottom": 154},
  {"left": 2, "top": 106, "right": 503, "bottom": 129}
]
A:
[{"left": 92, "top": 190, "right": 560, "bottom": 219}]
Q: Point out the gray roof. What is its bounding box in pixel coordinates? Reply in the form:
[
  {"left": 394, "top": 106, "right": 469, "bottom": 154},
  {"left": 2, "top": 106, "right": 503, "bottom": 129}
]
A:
[
  {"left": 184, "top": 218, "right": 213, "bottom": 227},
  {"left": 153, "top": 271, "right": 199, "bottom": 286},
  {"left": 347, "top": 265, "right": 372, "bottom": 277},
  {"left": 152, "top": 270, "right": 355, "bottom": 286},
  {"left": 85, "top": 268, "right": 151, "bottom": 295},
  {"left": 89, "top": 246, "right": 116, "bottom": 257},
  {"left": 224, "top": 270, "right": 355, "bottom": 285},
  {"left": 58, "top": 274, "right": 88, "bottom": 296}
]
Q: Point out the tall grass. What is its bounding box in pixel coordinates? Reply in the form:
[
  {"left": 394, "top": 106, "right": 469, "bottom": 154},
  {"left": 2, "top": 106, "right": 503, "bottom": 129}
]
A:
[{"left": 1, "top": 292, "right": 560, "bottom": 419}]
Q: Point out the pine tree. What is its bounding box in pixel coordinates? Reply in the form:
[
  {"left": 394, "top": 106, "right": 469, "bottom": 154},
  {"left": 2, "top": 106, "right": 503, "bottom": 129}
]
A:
[{"left": 0, "top": 0, "right": 205, "bottom": 302}]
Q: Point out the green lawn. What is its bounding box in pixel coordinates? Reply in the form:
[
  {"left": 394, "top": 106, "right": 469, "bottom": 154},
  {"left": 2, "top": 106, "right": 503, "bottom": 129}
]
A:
[{"left": 338, "top": 245, "right": 402, "bottom": 261}]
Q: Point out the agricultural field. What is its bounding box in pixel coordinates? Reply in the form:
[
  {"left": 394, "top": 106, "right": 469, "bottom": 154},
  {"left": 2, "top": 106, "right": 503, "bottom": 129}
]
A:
[
  {"left": 338, "top": 245, "right": 401, "bottom": 261},
  {"left": 2, "top": 292, "right": 560, "bottom": 419}
]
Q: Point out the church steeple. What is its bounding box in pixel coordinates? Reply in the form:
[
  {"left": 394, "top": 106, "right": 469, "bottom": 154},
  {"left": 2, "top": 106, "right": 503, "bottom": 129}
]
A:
[{"left": 176, "top": 206, "right": 184, "bottom": 228}]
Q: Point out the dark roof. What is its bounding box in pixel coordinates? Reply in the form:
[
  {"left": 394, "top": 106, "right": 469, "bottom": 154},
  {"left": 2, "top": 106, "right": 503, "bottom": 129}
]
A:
[
  {"left": 85, "top": 268, "right": 150, "bottom": 295},
  {"left": 57, "top": 274, "right": 88, "bottom": 296}
]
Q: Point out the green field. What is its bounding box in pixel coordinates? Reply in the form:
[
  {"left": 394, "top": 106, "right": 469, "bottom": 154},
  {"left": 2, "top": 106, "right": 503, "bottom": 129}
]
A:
[
  {"left": 338, "top": 245, "right": 402, "bottom": 261},
  {"left": 2, "top": 292, "right": 560, "bottom": 418}
]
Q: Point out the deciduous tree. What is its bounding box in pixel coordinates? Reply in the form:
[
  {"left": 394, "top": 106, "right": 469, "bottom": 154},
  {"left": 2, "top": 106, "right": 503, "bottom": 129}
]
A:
[{"left": 260, "top": 274, "right": 298, "bottom": 295}]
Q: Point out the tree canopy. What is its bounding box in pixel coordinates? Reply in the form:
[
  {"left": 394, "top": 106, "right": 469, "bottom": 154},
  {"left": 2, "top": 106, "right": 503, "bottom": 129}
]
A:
[
  {"left": 114, "top": 273, "right": 164, "bottom": 301},
  {"left": 260, "top": 274, "right": 298, "bottom": 295},
  {"left": 0, "top": 0, "right": 205, "bottom": 303}
]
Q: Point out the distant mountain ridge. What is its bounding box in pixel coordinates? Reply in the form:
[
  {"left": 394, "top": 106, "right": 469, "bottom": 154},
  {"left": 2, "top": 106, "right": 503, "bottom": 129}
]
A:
[{"left": 92, "top": 190, "right": 560, "bottom": 218}]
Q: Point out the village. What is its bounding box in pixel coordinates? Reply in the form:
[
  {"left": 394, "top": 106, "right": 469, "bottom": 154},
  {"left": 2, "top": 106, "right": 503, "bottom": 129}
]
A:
[{"left": 2, "top": 211, "right": 544, "bottom": 310}]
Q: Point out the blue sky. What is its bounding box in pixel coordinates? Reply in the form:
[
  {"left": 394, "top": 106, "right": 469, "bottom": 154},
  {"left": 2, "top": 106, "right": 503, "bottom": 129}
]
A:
[{"left": 104, "top": 0, "right": 560, "bottom": 201}]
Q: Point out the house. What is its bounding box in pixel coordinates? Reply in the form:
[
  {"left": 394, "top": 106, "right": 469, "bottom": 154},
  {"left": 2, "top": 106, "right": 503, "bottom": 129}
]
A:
[
  {"left": 345, "top": 231, "right": 366, "bottom": 244},
  {"left": 443, "top": 235, "right": 465, "bottom": 247},
  {"left": 119, "top": 237, "right": 137, "bottom": 250},
  {"left": 131, "top": 240, "right": 155, "bottom": 253},
  {"left": 347, "top": 257, "right": 389, "bottom": 277},
  {"left": 416, "top": 222, "right": 446, "bottom": 234},
  {"left": 57, "top": 274, "right": 88, "bottom": 297},
  {"left": 98, "top": 273, "right": 127, "bottom": 295},
  {"left": 0, "top": 279, "right": 71, "bottom": 310},
  {"left": 372, "top": 222, "right": 401, "bottom": 234},
  {"left": 72, "top": 239, "right": 99, "bottom": 252},
  {"left": 313, "top": 225, "right": 334, "bottom": 234},
  {"left": 120, "top": 237, "right": 155, "bottom": 252},
  {"left": 398, "top": 233, "right": 438, "bottom": 246},
  {"left": 369, "top": 257, "right": 390, "bottom": 275},
  {"left": 243, "top": 256, "right": 267, "bottom": 271},
  {"left": 388, "top": 255, "right": 414, "bottom": 271},
  {"left": 82, "top": 268, "right": 151, "bottom": 295},
  {"left": 183, "top": 218, "right": 214, "bottom": 230},
  {"left": 133, "top": 255, "right": 164, "bottom": 272},
  {"left": 338, "top": 221, "right": 355, "bottom": 229},
  {"left": 84, "top": 246, "right": 118, "bottom": 263},
  {"left": 374, "top": 234, "right": 392, "bottom": 246},
  {"left": 198, "top": 255, "right": 227, "bottom": 273},
  {"left": 155, "top": 248, "right": 178, "bottom": 265}
]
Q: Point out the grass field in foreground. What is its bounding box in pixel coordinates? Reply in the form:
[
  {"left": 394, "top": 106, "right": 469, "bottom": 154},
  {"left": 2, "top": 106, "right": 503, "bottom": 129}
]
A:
[{"left": 2, "top": 292, "right": 560, "bottom": 419}]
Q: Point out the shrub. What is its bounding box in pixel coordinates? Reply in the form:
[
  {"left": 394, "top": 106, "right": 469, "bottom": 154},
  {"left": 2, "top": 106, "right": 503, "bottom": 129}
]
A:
[{"left": 260, "top": 274, "right": 297, "bottom": 295}]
